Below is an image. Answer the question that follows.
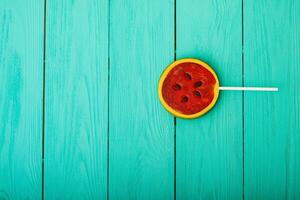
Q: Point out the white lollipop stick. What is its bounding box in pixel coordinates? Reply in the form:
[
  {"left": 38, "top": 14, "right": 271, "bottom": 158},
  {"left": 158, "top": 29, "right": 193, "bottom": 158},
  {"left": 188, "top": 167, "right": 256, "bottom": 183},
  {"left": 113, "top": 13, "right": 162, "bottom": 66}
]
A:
[{"left": 219, "top": 86, "right": 278, "bottom": 92}]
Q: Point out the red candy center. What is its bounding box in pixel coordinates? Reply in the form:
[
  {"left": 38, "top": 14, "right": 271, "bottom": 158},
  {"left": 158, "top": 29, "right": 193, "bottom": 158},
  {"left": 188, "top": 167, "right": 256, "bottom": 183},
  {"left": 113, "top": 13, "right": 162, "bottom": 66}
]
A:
[{"left": 162, "top": 62, "right": 217, "bottom": 115}]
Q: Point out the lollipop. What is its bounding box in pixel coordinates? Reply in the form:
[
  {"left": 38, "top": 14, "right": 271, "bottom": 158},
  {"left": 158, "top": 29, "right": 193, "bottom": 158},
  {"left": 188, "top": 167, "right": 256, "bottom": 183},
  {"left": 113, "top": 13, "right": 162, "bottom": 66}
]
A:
[{"left": 158, "top": 58, "right": 278, "bottom": 119}]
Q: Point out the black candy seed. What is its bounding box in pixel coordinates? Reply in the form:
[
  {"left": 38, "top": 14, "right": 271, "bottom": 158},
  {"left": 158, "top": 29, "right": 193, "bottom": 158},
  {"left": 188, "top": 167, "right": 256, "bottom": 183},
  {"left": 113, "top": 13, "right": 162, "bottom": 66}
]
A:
[
  {"left": 173, "top": 84, "right": 182, "bottom": 91},
  {"left": 194, "top": 91, "right": 201, "bottom": 97},
  {"left": 194, "top": 81, "right": 202, "bottom": 88},
  {"left": 181, "top": 96, "right": 189, "bottom": 103},
  {"left": 184, "top": 72, "right": 192, "bottom": 80}
]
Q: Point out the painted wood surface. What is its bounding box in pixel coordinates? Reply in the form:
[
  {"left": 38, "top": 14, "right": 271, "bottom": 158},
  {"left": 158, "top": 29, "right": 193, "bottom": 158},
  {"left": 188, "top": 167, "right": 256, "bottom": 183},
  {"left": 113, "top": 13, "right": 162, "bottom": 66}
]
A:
[
  {"left": 0, "top": 0, "right": 43, "bottom": 199},
  {"left": 176, "top": 0, "right": 243, "bottom": 199},
  {"left": 109, "top": 0, "right": 174, "bottom": 199},
  {"left": 244, "top": 0, "right": 300, "bottom": 199},
  {"left": 44, "top": 0, "right": 108, "bottom": 199},
  {"left": 0, "top": 0, "right": 299, "bottom": 199}
]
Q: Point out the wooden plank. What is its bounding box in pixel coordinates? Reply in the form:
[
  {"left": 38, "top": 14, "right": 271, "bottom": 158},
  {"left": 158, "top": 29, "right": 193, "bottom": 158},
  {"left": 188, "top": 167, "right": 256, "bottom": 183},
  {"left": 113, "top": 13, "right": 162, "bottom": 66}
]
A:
[
  {"left": 44, "top": 0, "right": 108, "bottom": 199},
  {"left": 244, "top": 0, "right": 300, "bottom": 199},
  {"left": 109, "top": 0, "right": 174, "bottom": 199},
  {"left": 0, "top": 0, "right": 43, "bottom": 199},
  {"left": 176, "top": 0, "right": 243, "bottom": 199}
]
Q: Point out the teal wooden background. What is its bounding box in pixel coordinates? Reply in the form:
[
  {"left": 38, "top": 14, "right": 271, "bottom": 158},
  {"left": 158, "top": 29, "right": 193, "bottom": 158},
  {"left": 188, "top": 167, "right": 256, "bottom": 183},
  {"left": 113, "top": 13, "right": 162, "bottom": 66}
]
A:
[{"left": 0, "top": 0, "right": 299, "bottom": 199}]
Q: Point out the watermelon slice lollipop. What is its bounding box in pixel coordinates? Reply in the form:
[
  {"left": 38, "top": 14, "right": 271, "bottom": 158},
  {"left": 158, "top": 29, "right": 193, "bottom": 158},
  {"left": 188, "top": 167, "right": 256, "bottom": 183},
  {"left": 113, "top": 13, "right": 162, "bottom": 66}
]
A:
[{"left": 158, "top": 58, "right": 278, "bottom": 119}]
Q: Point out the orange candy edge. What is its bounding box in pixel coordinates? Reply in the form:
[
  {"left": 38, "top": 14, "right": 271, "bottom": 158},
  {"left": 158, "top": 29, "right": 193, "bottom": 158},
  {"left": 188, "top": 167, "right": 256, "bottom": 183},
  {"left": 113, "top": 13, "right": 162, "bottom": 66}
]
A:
[{"left": 158, "top": 58, "right": 220, "bottom": 119}]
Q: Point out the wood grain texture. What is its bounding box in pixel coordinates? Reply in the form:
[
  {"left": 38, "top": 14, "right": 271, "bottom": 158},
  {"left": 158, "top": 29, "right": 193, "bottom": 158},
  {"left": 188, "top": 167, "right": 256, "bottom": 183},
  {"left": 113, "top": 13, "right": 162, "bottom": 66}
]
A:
[
  {"left": 109, "top": 0, "right": 174, "bottom": 199},
  {"left": 244, "top": 0, "right": 300, "bottom": 199},
  {"left": 0, "top": 0, "right": 43, "bottom": 199},
  {"left": 176, "top": 0, "right": 243, "bottom": 199},
  {"left": 44, "top": 0, "right": 108, "bottom": 199}
]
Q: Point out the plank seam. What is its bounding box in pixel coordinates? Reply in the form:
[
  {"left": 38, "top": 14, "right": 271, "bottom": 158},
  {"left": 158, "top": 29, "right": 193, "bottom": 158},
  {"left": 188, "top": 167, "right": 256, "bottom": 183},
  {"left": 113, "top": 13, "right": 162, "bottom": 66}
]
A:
[
  {"left": 242, "top": 0, "right": 245, "bottom": 199},
  {"left": 42, "top": 0, "right": 47, "bottom": 199},
  {"left": 174, "top": 0, "right": 177, "bottom": 199},
  {"left": 107, "top": 0, "right": 111, "bottom": 199}
]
